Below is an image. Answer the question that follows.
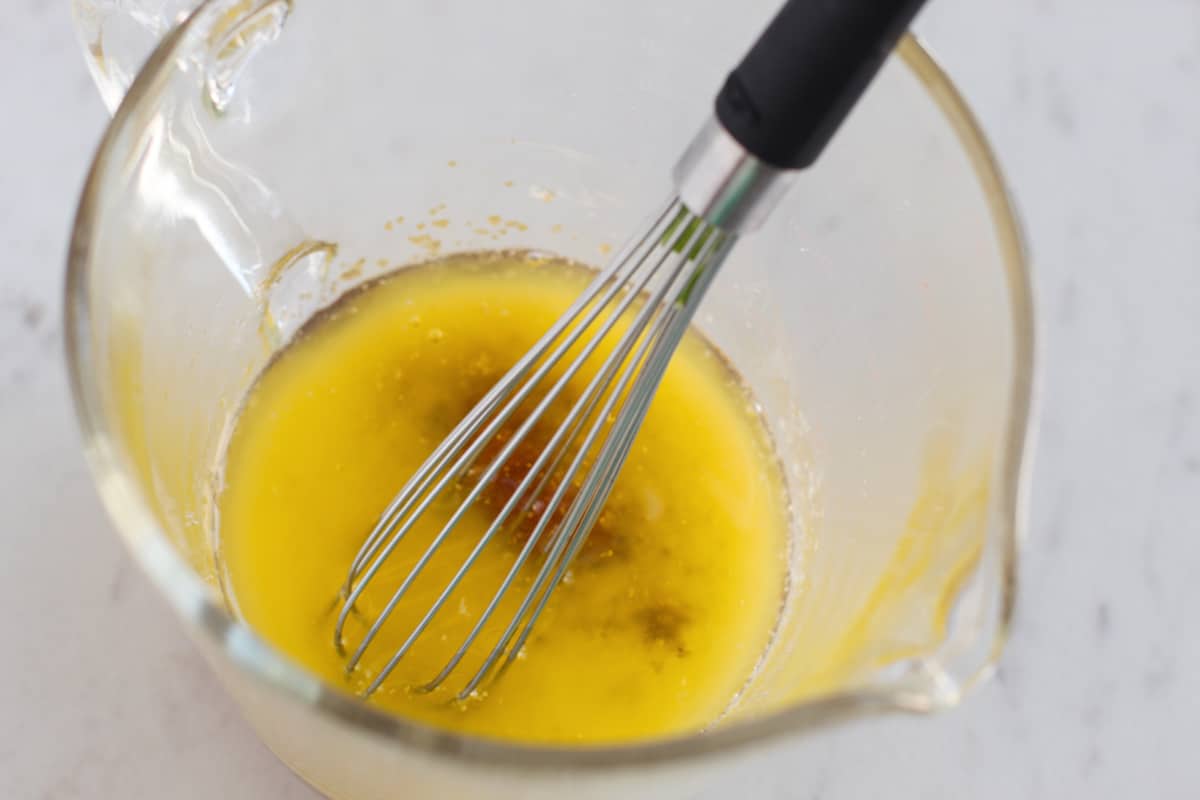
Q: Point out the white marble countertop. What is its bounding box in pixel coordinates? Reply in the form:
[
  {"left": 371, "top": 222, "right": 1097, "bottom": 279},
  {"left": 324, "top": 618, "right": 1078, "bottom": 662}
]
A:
[{"left": 2, "top": 0, "right": 1198, "bottom": 797}]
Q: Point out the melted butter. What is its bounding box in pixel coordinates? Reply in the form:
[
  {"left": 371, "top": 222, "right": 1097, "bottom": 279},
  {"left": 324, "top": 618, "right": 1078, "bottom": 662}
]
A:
[{"left": 219, "top": 250, "right": 789, "bottom": 744}]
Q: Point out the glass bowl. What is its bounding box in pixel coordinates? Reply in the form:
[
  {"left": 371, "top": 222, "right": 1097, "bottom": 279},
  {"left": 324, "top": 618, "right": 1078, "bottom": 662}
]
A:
[{"left": 66, "top": 1, "right": 1034, "bottom": 797}]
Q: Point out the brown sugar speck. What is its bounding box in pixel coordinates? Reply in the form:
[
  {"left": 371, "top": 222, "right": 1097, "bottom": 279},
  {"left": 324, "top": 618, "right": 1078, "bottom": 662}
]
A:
[
  {"left": 503, "top": 180, "right": 514, "bottom": 188},
  {"left": 634, "top": 603, "right": 691, "bottom": 657},
  {"left": 432, "top": 219, "right": 450, "bottom": 229},
  {"left": 447, "top": 160, "right": 458, "bottom": 167},
  {"left": 487, "top": 215, "right": 503, "bottom": 226},
  {"left": 505, "top": 220, "right": 528, "bottom": 232},
  {"left": 408, "top": 234, "right": 442, "bottom": 255},
  {"left": 551, "top": 224, "right": 564, "bottom": 234},
  {"left": 599, "top": 243, "right": 613, "bottom": 255},
  {"left": 384, "top": 221, "right": 394, "bottom": 231}
]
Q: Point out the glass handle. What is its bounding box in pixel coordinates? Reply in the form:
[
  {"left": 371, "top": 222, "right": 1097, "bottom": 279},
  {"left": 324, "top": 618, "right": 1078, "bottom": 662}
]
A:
[
  {"left": 70, "top": 0, "right": 203, "bottom": 113},
  {"left": 71, "top": 0, "right": 323, "bottom": 336}
]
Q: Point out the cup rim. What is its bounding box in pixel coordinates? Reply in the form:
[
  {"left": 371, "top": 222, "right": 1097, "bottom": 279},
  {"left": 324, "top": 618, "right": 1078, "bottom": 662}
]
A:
[{"left": 63, "top": 1, "right": 1035, "bottom": 772}]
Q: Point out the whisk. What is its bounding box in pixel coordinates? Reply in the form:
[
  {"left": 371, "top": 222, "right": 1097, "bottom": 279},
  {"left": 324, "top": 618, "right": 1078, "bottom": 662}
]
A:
[{"left": 336, "top": 0, "right": 928, "bottom": 699}]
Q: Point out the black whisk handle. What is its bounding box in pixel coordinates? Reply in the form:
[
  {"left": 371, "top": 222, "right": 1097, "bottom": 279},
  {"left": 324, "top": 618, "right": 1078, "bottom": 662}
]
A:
[{"left": 716, "top": 0, "right": 928, "bottom": 170}]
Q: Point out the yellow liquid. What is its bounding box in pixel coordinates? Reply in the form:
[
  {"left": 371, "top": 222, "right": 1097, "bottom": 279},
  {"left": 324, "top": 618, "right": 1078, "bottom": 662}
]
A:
[{"left": 219, "top": 251, "right": 789, "bottom": 744}]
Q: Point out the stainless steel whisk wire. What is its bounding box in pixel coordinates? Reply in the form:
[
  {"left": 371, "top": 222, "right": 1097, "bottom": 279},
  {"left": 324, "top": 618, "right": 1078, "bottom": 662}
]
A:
[
  {"left": 332, "top": 0, "right": 929, "bottom": 699},
  {"left": 337, "top": 199, "right": 731, "bottom": 698}
]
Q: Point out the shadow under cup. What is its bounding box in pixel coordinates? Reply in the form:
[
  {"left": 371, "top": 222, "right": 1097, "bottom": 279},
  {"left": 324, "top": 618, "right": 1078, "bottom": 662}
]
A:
[{"left": 66, "top": 0, "right": 1033, "bottom": 797}]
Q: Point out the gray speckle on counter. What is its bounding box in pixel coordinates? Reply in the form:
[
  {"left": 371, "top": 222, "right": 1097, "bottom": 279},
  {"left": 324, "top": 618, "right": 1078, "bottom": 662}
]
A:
[
  {"left": 1043, "top": 69, "right": 1077, "bottom": 136},
  {"left": 2, "top": 0, "right": 1198, "bottom": 797}
]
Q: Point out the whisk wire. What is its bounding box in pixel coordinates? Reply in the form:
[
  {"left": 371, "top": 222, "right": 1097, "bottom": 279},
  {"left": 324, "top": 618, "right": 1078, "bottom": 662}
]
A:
[
  {"left": 361, "top": 229, "right": 690, "bottom": 687},
  {"left": 342, "top": 200, "right": 724, "bottom": 690},
  {"left": 414, "top": 217, "right": 725, "bottom": 696},
  {"left": 336, "top": 199, "right": 681, "bottom": 651},
  {"left": 342, "top": 198, "right": 680, "bottom": 589},
  {"left": 328, "top": 0, "right": 930, "bottom": 704},
  {"left": 341, "top": 204, "right": 682, "bottom": 639},
  {"left": 457, "top": 229, "right": 732, "bottom": 696},
  {"left": 499, "top": 233, "right": 735, "bottom": 678}
]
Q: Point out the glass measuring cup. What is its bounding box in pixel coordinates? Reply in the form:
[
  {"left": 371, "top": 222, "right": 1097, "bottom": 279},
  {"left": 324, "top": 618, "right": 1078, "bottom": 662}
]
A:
[{"left": 66, "top": 1, "right": 1034, "bottom": 797}]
